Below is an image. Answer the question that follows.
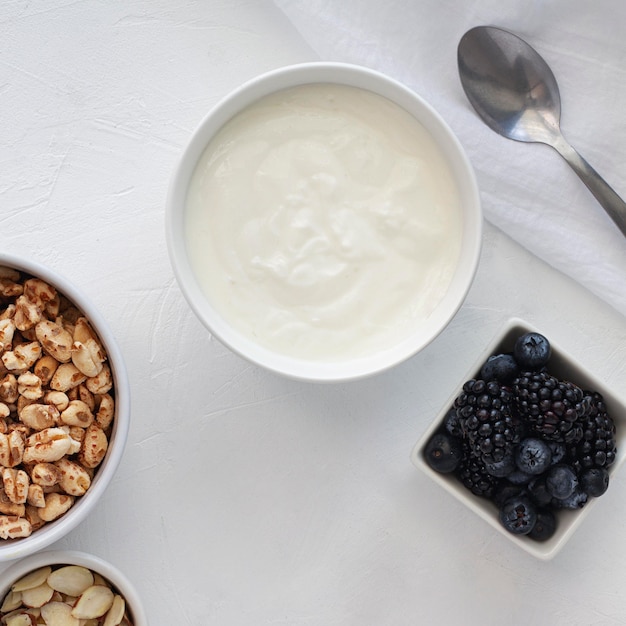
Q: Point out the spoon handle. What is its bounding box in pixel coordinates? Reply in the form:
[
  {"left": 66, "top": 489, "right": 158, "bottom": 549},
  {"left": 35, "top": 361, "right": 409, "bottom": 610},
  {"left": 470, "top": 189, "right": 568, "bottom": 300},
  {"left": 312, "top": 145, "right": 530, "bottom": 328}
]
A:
[{"left": 552, "top": 136, "right": 626, "bottom": 237}]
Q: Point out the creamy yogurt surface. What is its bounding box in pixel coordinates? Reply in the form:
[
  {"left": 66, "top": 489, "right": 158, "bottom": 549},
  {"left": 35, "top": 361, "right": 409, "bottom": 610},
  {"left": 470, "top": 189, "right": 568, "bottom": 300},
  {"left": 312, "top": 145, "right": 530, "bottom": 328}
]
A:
[{"left": 185, "top": 83, "right": 463, "bottom": 361}]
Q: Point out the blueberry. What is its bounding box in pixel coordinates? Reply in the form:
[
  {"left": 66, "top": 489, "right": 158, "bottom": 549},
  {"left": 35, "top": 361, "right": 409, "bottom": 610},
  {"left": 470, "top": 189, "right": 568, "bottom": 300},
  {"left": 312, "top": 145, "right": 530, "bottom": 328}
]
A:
[
  {"left": 499, "top": 495, "right": 538, "bottom": 535},
  {"left": 443, "top": 407, "right": 463, "bottom": 438},
  {"left": 493, "top": 482, "right": 526, "bottom": 508},
  {"left": 515, "top": 438, "right": 552, "bottom": 475},
  {"left": 581, "top": 468, "right": 610, "bottom": 497},
  {"left": 424, "top": 432, "right": 463, "bottom": 474},
  {"left": 480, "top": 353, "right": 519, "bottom": 383},
  {"left": 528, "top": 509, "right": 557, "bottom": 542},
  {"left": 513, "top": 332, "right": 551, "bottom": 369},
  {"left": 506, "top": 468, "right": 533, "bottom": 485},
  {"left": 545, "top": 464, "right": 578, "bottom": 500},
  {"left": 527, "top": 477, "right": 552, "bottom": 507},
  {"left": 547, "top": 441, "right": 566, "bottom": 465},
  {"left": 484, "top": 452, "right": 516, "bottom": 478},
  {"left": 552, "top": 489, "right": 588, "bottom": 510}
]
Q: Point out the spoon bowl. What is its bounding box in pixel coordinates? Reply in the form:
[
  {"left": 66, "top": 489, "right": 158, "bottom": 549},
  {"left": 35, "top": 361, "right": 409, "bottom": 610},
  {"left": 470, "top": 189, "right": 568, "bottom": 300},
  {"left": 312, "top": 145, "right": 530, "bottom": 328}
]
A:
[{"left": 458, "top": 25, "right": 626, "bottom": 236}]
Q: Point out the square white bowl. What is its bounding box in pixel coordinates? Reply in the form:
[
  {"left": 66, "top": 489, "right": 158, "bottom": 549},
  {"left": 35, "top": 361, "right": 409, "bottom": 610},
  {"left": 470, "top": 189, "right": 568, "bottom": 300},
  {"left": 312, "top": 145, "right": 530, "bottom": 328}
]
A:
[{"left": 411, "top": 317, "right": 626, "bottom": 560}]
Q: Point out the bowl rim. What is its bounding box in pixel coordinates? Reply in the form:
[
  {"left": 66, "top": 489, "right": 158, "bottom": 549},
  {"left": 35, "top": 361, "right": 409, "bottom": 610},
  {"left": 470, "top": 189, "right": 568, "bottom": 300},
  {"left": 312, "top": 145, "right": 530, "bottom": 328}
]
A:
[
  {"left": 0, "top": 549, "right": 147, "bottom": 625},
  {"left": 411, "top": 316, "right": 626, "bottom": 560},
  {"left": 0, "top": 253, "right": 130, "bottom": 561},
  {"left": 165, "top": 61, "right": 482, "bottom": 382}
]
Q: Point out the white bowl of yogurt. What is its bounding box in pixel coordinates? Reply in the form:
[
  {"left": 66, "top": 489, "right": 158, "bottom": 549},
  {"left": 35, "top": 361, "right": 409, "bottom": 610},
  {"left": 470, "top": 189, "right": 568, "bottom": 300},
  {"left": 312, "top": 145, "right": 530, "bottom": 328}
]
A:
[{"left": 166, "top": 62, "right": 482, "bottom": 382}]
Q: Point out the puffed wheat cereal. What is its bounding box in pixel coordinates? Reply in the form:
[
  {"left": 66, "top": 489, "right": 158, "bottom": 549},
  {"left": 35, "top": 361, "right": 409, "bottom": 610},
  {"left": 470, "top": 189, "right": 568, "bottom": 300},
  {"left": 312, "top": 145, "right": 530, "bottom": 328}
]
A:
[{"left": 0, "top": 267, "right": 116, "bottom": 540}]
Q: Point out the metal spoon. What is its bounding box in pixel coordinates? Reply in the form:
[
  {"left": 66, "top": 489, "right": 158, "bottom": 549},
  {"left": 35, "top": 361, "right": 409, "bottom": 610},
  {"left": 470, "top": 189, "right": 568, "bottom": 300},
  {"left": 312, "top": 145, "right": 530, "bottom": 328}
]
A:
[{"left": 457, "top": 25, "right": 626, "bottom": 237}]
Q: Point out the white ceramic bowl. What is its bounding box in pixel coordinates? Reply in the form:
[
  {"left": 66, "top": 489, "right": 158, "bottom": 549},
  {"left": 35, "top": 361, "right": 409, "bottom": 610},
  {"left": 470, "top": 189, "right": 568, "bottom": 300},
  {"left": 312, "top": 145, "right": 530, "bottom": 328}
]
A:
[
  {"left": 166, "top": 62, "right": 482, "bottom": 382},
  {"left": 411, "top": 317, "right": 626, "bottom": 560},
  {"left": 0, "top": 549, "right": 147, "bottom": 625},
  {"left": 0, "top": 253, "right": 130, "bottom": 561}
]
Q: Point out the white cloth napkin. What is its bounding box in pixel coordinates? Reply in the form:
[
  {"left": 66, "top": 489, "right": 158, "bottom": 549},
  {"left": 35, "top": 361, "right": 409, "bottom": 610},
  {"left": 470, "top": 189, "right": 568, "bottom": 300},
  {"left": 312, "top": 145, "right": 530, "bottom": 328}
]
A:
[{"left": 275, "top": 0, "right": 626, "bottom": 319}]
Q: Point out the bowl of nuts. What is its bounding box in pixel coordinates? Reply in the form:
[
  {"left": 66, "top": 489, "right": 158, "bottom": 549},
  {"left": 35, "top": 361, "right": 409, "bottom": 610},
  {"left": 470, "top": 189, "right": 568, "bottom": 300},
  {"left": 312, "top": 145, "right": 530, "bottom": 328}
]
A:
[
  {"left": 411, "top": 318, "right": 625, "bottom": 559},
  {"left": 0, "top": 253, "right": 129, "bottom": 560},
  {"left": 0, "top": 549, "right": 147, "bottom": 625}
]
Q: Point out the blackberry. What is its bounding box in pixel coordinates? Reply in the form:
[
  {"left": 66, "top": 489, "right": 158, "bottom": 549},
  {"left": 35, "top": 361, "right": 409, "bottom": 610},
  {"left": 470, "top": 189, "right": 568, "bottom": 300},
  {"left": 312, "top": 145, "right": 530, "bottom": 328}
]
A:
[
  {"left": 455, "top": 453, "right": 498, "bottom": 498},
  {"left": 513, "top": 371, "right": 586, "bottom": 444},
  {"left": 567, "top": 391, "right": 616, "bottom": 474},
  {"left": 455, "top": 379, "right": 522, "bottom": 467}
]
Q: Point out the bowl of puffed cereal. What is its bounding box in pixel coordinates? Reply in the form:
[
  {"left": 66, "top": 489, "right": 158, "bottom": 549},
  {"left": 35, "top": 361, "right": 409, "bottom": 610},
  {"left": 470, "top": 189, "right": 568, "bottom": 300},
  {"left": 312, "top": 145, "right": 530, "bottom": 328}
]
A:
[{"left": 0, "top": 253, "right": 129, "bottom": 560}]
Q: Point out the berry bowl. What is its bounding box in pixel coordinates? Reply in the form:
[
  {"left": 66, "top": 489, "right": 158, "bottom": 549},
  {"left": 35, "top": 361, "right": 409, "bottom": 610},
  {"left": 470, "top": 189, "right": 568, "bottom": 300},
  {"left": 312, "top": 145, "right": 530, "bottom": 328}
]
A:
[
  {"left": 0, "top": 253, "right": 130, "bottom": 561},
  {"left": 0, "top": 549, "right": 147, "bottom": 625},
  {"left": 411, "top": 317, "right": 626, "bottom": 560},
  {"left": 166, "top": 61, "right": 482, "bottom": 382}
]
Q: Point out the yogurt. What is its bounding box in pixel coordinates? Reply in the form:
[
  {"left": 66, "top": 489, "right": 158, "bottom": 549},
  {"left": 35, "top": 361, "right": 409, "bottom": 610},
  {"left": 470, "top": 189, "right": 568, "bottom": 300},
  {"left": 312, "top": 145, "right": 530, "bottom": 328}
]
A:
[{"left": 185, "top": 83, "right": 463, "bottom": 361}]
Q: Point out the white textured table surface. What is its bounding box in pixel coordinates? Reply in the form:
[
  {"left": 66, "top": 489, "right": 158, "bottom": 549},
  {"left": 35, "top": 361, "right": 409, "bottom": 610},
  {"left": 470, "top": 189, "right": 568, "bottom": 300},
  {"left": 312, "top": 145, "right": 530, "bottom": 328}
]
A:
[{"left": 2, "top": 2, "right": 626, "bottom": 624}]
